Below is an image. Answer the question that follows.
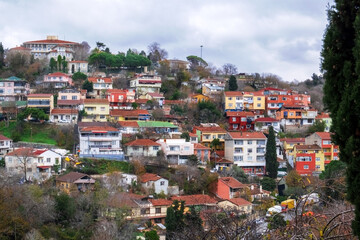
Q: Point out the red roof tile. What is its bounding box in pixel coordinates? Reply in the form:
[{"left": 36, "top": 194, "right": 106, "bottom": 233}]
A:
[
  {"left": 88, "top": 77, "right": 112, "bottom": 84},
  {"left": 315, "top": 132, "right": 332, "bottom": 140},
  {"left": 57, "top": 100, "right": 83, "bottom": 105},
  {"left": 6, "top": 147, "right": 44, "bottom": 157},
  {"left": 47, "top": 72, "right": 69, "bottom": 77},
  {"left": 118, "top": 121, "right": 139, "bottom": 128},
  {"left": 295, "top": 144, "right": 321, "bottom": 150},
  {"left": 279, "top": 138, "right": 305, "bottom": 143},
  {"left": 56, "top": 172, "right": 89, "bottom": 182},
  {"left": 125, "top": 139, "right": 161, "bottom": 147},
  {"left": 193, "top": 126, "right": 227, "bottom": 133},
  {"left": 84, "top": 99, "right": 109, "bottom": 104},
  {"left": 28, "top": 94, "right": 53, "bottom": 98},
  {"left": 226, "top": 111, "right": 255, "bottom": 117},
  {"left": 224, "top": 91, "right": 244, "bottom": 97},
  {"left": 227, "top": 198, "right": 252, "bottom": 206},
  {"left": 110, "top": 109, "right": 149, "bottom": 117},
  {"left": 80, "top": 126, "right": 119, "bottom": 132},
  {"left": 227, "top": 131, "right": 266, "bottom": 139},
  {"left": 0, "top": 134, "right": 11, "bottom": 141},
  {"left": 255, "top": 117, "right": 278, "bottom": 122},
  {"left": 51, "top": 108, "right": 78, "bottom": 115},
  {"left": 140, "top": 173, "right": 162, "bottom": 183},
  {"left": 24, "top": 39, "right": 78, "bottom": 45},
  {"left": 10, "top": 46, "right": 31, "bottom": 51},
  {"left": 171, "top": 194, "right": 217, "bottom": 205},
  {"left": 193, "top": 143, "right": 210, "bottom": 150},
  {"left": 219, "top": 177, "right": 245, "bottom": 189},
  {"left": 315, "top": 113, "right": 330, "bottom": 119},
  {"left": 149, "top": 199, "right": 173, "bottom": 206},
  {"left": 69, "top": 60, "right": 87, "bottom": 63}
]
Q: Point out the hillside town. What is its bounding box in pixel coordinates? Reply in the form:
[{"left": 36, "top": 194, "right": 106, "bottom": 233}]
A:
[{"left": 0, "top": 36, "right": 351, "bottom": 240}]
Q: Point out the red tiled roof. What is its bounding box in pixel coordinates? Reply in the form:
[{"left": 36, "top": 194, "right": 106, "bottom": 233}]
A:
[
  {"left": 193, "top": 126, "right": 226, "bottom": 133},
  {"left": 110, "top": 109, "right": 149, "bottom": 117},
  {"left": 0, "top": 134, "right": 11, "bottom": 141},
  {"left": 56, "top": 172, "right": 89, "bottom": 182},
  {"left": 51, "top": 108, "right": 78, "bottom": 115},
  {"left": 215, "top": 158, "right": 233, "bottom": 164},
  {"left": 80, "top": 126, "right": 119, "bottom": 132},
  {"left": 315, "top": 132, "right": 331, "bottom": 140},
  {"left": 164, "top": 100, "right": 185, "bottom": 105},
  {"left": 279, "top": 138, "right": 305, "bottom": 143},
  {"left": 171, "top": 194, "right": 217, "bottom": 205},
  {"left": 10, "top": 46, "right": 31, "bottom": 51},
  {"left": 193, "top": 143, "right": 210, "bottom": 150},
  {"left": 189, "top": 133, "right": 197, "bottom": 137},
  {"left": 149, "top": 199, "right": 173, "bottom": 206},
  {"left": 57, "top": 100, "right": 83, "bottom": 105},
  {"left": 107, "top": 192, "right": 144, "bottom": 208},
  {"left": 295, "top": 144, "right": 321, "bottom": 150},
  {"left": 32, "top": 149, "right": 47, "bottom": 155},
  {"left": 69, "top": 60, "right": 87, "bottom": 63},
  {"left": 6, "top": 148, "right": 49, "bottom": 157},
  {"left": 47, "top": 72, "right": 69, "bottom": 77},
  {"left": 27, "top": 94, "right": 53, "bottom": 98},
  {"left": 227, "top": 131, "right": 266, "bottom": 139},
  {"left": 226, "top": 111, "right": 254, "bottom": 117},
  {"left": 255, "top": 117, "right": 278, "bottom": 122},
  {"left": 219, "top": 177, "right": 245, "bottom": 189},
  {"left": 88, "top": 77, "right": 112, "bottom": 84},
  {"left": 140, "top": 173, "right": 162, "bottom": 183},
  {"left": 228, "top": 198, "right": 252, "bottom": 206},
  {"left": 106, "top": 89, "right": 128, "bottom": 94},
  {"left": 224, "top": 91, "right": 244, "bottom": 97},
  {"left": 147, "top": 92, "right": 164, "bottom": 98},
  {"left": 24, "top": 39, "right": 78, "bottom": 45},
  {"left": 118, "top": 121, "right": 139, "bottom": 128},
  {"left": 316, "top": 113, "right": 330, "bottom": 119},
  {"left": 125, "top": 139, "right": 161, "bottom": 147},
  {"left": 84, "top": 98, "right": 109, "bottom": 104}
]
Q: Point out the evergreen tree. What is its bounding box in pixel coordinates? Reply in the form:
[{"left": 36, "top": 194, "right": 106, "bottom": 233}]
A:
[
  {"left": 49, "top": 57, "right": 57, "bottom": 72},
  {"left": 0, "top": 42, "right": 4, "bottom": 69},
  {"left": 57, "top": 55, "right": 62, "bottom": 71},
  {"left": 321, "top": 1, "right": 360, "bottom": 236},
  {"left": 82, "top": 80, "right": 93, "bottom": 92},
  {"left": 165, "top": 200, "right": 185, "bottom": 238},
  {"left": 228, "top": 75, "right": 238, "bottom": 91},
  {"left": 265, "top": 126, "right": 278, "bottom": 178}
]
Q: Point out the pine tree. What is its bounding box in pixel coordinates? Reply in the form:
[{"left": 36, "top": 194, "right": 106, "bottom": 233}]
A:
[
  {"left": 228, "top": 75, "right": 238, "bottom": 91},
  {"left": 321, "top": 1, "right": 360, "bottom": 236},
  {"left": 0, "top": 42, "right": 4, "bottom": 69},
  {"left": 265, "top": 126, "right": 278, "bottom": 178}
]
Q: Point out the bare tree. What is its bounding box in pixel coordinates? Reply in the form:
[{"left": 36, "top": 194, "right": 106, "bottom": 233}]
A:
[
  {"left": 73, "top": 41, "right": 91, "bottom": 61},
  {"left": 13, "top": 148, "right": 35, "bottom": 182},
  {"left": 222, "top": 63, "right": 238, "bottom": 76},
  {"left": 148, "top": 42, "right": 168, "bottom": 67}
]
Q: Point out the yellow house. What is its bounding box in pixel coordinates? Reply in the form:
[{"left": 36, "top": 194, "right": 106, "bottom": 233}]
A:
[
  {"left": 189, "top": 93, "right": 210, "bottom": 103},
  {"left": 291, "top": 144, "right": 325, "bottom": 173},
  {"left": 192, "top": 123, "right": 227, "bottom": 149},
  {"left": 252, "top": 92, "right": 265, "bottom": 110},
  {"left": 280, "top": 138, "right": 305, "bottom": 154},
  {"left": 56, "top": 172, "right": 96, "bottom": 194},
  {"left": 27, "top": 94, "right": 54, "bottom": 113},
  {"left": 224, "top": 91, "right": 265, "bottom": 111},
  {"left": 224, "top": 91, "right": 242, "bottom": 111},
  {"left": 82, "top": 98, "right": 109, "bottom": 122}
]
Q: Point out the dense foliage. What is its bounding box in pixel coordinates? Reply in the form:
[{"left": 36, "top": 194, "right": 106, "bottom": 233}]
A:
[{"left": 265, "top": 126, "right": 278, "bottom": 178}]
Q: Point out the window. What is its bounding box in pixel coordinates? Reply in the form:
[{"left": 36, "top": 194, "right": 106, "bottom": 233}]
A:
[
  {"left": 256, "top": 156, "right": 265, "bottom": 161},
  {"left": 234, "top": 148, "right": 243, "bottom": 153},
  {"left": 100, "top": 115, "right": 105, "bottom": 119},
  {"left": 248, "top": 148, "right": 252, "bottom": 153},
  {"left": 228, "top": 97, "right": 232, "bottom": 100},
  {"left": 334, "top": 156, "right": 338, "bottom": 160},
  {"left": 257, "top": 104, "right": 261, "bottom": 107},
  {"left": 141, "top": 208, "right": 150, "bottom": 215},
  {"left": 296, "top": 156, "right": 312, "bottom": 162},
  {"left": 257, "top": 97, "right": 261, "bottom": 100},
  {"left": 257, "top": 140, "right": 265, "bottom": 145},
  {"left": 232, "top": 117, "right": 236, "bottom": 122},
  {"left": 133, "top": 147, "right": 139, "bottom": 151},
  {"left": 256, "top": 148, "right": 265, "bottom": 153},
  {"left": 234, "top": 156, "right": 243, "bottom": 161},
  {"left": 323, "top": 140, "right": 331, "bottom": 145},
  {"left": 156, "top": 208, "right": 161, "bottom": 214},
  {"left": 72, "top": 96, "right": 77, "bottom": 100},
  {"left": 27, "top": 168, "right": 32, "bottom": 172},
  {"left": 100, "top": 107, "right": 106, "bottom": 111},
  {"left": 316, "top": 165, "right": 320, "bottom": 169},
  {"left": 334, "top": 149, "right": 338, "bottom": 152},
  {"left": 47, "top": 158, "right": 51, "bottom": 163},
  {"left": 247, "top": 156, "right": 252, "bottom": 161},
  {"left": 7, "top": 157, "right": 12, "bottom": 163},
  {"left": 153, "top": 146, "right": 159, "bottom": 151},
  {"left": 316, "top": 157, "right": 320, "bottom": 162},
  {"left": 234, "top": 140, "right": 243, "bottom": 145},
  {"left": 204, "top": 135, "right": 210, "bottom": 140},
  {"left": 61, "top": 96, "right": 67, "bottom": 100},
  {"left": 228, "top": 103, "right": 233, "bottom": 107},
  {"left": 248, "top": 140, "right": 252, "bottom": 145},
  {"left": 184, "top": 146, "right": 190, "bottom": 151},
  {"left": 304, "top": 165, "right": 309, "bottom": 169},
  {"left": 160, "top": 181, "right": 165, "bottom": 186}
]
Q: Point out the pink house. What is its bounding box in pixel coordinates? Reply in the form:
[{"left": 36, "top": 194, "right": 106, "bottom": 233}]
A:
[
  {"left": 44, "top": 72, "right": 73, "bottom": 88},
  {"left": 194, "top": 143, "right": 210, "bottom": 164}
]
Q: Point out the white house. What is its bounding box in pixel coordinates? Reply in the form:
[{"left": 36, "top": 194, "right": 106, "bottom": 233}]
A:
[
  {"left": 156, "top": 139, "right": 194, "bottom": 165},
  {"left": 68, "top": 61, "right": 88, "bottom": 74},
  {"left": 254, "top": 117, "right": 281, "bottom": 133},
  {"left": 88, "top": 77, "right": 113, "bottom": 97},
  {"left": 140, "top": 173, "right": 168, "bottom": 195},
  {"left": 224, "top": 132, "right": 267, "bottom": 176},
  {"left": 79, "top": 126, "right": 124, "bottom": 160},
  {"left": 0, "top": 134, "right": 12, "bottom": 157},
  {"left": 130, "top": 74, "right": 162, "bottom": 96},
  {"left": 5, "top": 148, "right": 62, "bottom": 181},
  {"left": 124, "top": 139, "right": 161, "bottom": 159},
  {"left": 50, "top": 108, "right": 79, "bottom": 123},
  {"left": 43, "top": 72, "right": 73, "bottom": 88}
]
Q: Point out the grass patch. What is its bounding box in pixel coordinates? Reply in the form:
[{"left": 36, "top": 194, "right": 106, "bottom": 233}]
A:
[
  {"left": 77, "top": 158, "right": 133, "bottom": 175},
  {"left": 0, "top": 121, "right": 57, "bottom": 145}
]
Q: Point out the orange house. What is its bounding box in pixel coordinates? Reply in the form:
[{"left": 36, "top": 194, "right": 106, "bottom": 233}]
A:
[{"left": 209, "top": 177, "right": 246, "bottom": 200}]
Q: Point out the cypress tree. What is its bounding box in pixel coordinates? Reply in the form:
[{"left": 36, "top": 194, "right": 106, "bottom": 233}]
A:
[
  {"left": 321, "top": 1, "right": 360, "bottom": 236},
  {"left": 0, "top": 42, "right": 4, "bottom": 69},
  {"left": 228, "top": 75, "right": 238, "bottom": 91},
  {"left": 265, "top": 126, "right": 278, "bottom": 178}
]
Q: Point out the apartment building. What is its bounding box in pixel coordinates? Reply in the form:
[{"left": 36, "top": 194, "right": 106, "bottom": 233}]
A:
[
  {"left": 27, "top": 94, "right": 54, "bottom": 113},
  {"left": 157, "top": 139, "right": 194, "bottom": 165},
  {"left": 82, "top": 99, "right": 110, "bottom": 122},
  {"left": 130, "top": 74, "right": 162, "bottom": 96},
  {"left": 43, "top": 72, "right": 73, "bottom": 88},
  {"left": 291, "top": 144, "right": 324, "bottom": 176},
  {"left": 0, "top": 76, "right": 30, "bottom": 102},
  {"left": 88, "top": 77, "right": 113, "bottom": 97},
  {"left": 0, "top": 134, "right": 12, "bottom": 156},
  {"left": 192, "top": 123, "right": 227, "bottom": 150},
  {"left": 68, "top": 60, "right": 88, "bottom": 74},
  {"left": 305, "top": 132, "right": 339, "bottom": 165}
]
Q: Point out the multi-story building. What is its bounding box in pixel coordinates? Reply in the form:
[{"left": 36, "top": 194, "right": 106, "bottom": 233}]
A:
[
  {"left": 202, "top": 83, "right": 225, "bottom": 96},
  {"left": 109, "top": 109, "right": 150, "bottom": 121},
  {"left": 223, "top": 91, "right": 265, "bottom": 112},
  {"left": 5, "top": 148, "right": 62, "bottom": 181},
  {"left": 23, "top": 35, "right": 79, "bottom": 61},
  {"left": 192, "top": 123, "right": 227, "bottom": 149},
  {"left": 50, "top": 108, "right": 78, "bottom": 124},
  {"left": 157, "top": 139, "right": 194, "bottom": 165},
  {"left": 0, "top": 135, "right": 12, "bottom": 157},
  {"left": 68, "top": 61, "right": 88, "bottom": 74},
  {"left": 106, "top": 89, "right": 135, "bottom": 109},
  {"left": 27, "top": 94, "right": 54, "bottom": 113},
  {"left": 254, "top": 117, "right": 281, "bottom": 133},
  {"left": 291, "top": 144, "right": 324, "bottom": 176},
  {"left": 124, "top": 139, "right": 161, "bottom": 159},
  {"left": 226, "top": 111, "right": 255, "bottom": 131},
  {"left": 315, "top": 113, "right": 332, "bottom": 132},
  {"left": 88, "top": 77, "right": 113, "bottom": 97},
  {"left": 224, "top": 131, "right": 267, "bottom": 175},
  {"left": 79, "top": 126, "right": 123, "bottom": 160},
  {"left": 209, "top": 177, "right": 246, "bottom": 199},
  {"left": 140, "top": 173, "right": 169, "bottom": 195},
  {"left": 43, "top": 72, "right": 73, "bottom": 88},
  {"left": 56, "top": 172, "right": 96, "bottom": 194},
  {"left": 130, "top": 74, "right": 162, "bottom": 96},
  {"left": 82, "top": 99, "right": 110, "bottom": 122},
  {"left": 194, "top": 143, "right": 210, "bottom": 164},
  {"left": 0, "top": 76, "right": 30, "bottom": 102},
  {"left": 57, "top": 89, "right": 84, "bottom": 110},
  {"left": 305, "top": 132, "right": 339, "bottom": 165},
  {"left": 276, "top": 105, "right": 317, "bottom": 127},
  {"left": 118, "top": 121, "right": 139, "bottom": 134}
]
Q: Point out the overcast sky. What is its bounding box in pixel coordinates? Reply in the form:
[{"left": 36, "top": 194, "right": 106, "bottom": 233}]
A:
[{"left": 0, "top": 0, "right": 333, "bottom": 82}]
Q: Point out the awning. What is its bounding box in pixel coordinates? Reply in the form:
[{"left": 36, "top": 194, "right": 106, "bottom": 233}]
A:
[{"left": 37, "top": 166, "right": 51, "bottom": 169}]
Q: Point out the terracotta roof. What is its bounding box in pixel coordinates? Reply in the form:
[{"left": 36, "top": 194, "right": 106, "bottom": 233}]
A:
[
  {"left": 51, "top": 108, "right": 78, "bottom": 115},
  {"left": 135, "top": 99, "right": 148, "bottom": 104},
  {"left": 189, "top": 133, "right": 198, "bottom": 137},
  {"left": 227, "top": 198, "right": 252, "bottom": 206},
  {"left": 57, "top": 100, "right": 83, "bottom": 105},
  {"left": 107, "top": 192, "right": 144, "bottom": 208},
  {"left": 10, "top": 46, "right": 31, "bottom": 51},
  {"left": 219, "top": 177, "right": 245, "bottom": 189},
  {"left": 84, "top": 98, "right": 109, "bottom": 104},
  {"left": 32, "top": 149, "right": 47, "bottom": 155},
  {"left": 147, "top": 92, "right": 164, "bottom": 98},
  {"left": 255, "top": 117, "right": 278, "bottom": 122},
  {"left": 295, "top": 144, "right": 321, "bottom": 150},
  {"left": 56, "top": 172, "right": 89, "bottom": 182},
  {"left": 125, "top": 139, "right": 161, "bottom": 147},
  {"left": 110, "top": 109, "right": 149, "bottom": 117},
  {"left": 193, "top": 126, "right": 226, "bottom": 133},
  {"left": 279, "top": 138, "right": 305, "bottom": 143},
  {"left": 193, "top": 143, "right": 210, "bottom": 150},
  {"left": 171, "top": 194, "right": 217, "bottom": 205},
  {"left": 80, "top": 126, "right": 119, "bottom": 132},
  {"left": 106, "top": 89, "right": 128, "bottom": 94},
  {"left": 0, "top": 134, "right": 11, "bottom": 141},
  {"left": 118, "top": 121, "right": 139, "bottom": 128},
  {"left": 316, "top": 113, "right": 330, "bottom": 119},
  {"left": 7, "top": 147, "right": 35, "bottom": 157},
  {"left": 164, "top": 100, "right": 185, "bottom": 105},
  {"left": 24, "top": 39, "right": 78, "bottom": 45},
  {"left": 27, "top": 94, "right": 53, "bottom": 98},
  {"left": 224, "top": 91, "right": 244, "bottom": 97},
  {"left": 226, "top": 111, "right": 254, "bottom": 117},
  {"left": 215, "top": 158, "right": 233, "bottom": 164},
  {"left": 140, "top": 173, "right": 163, "bottom": 183},
  {"left": 47, "top": 72, "right": 69, "bottom": 77},
  {"left": 315, "top": 132, "right": 331, "bottom": 140},
  {"left": 69, "top": 60, "right": 87, "bottom": 63},
  {"left": 88, "top": 77, "right": 112, "bottom": 84},
  {"left": 227, "top": 131, "right": 266, "bottom": 139},
  {"left": 149, "top": 199, "right": 173, "bottom": 206}
]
